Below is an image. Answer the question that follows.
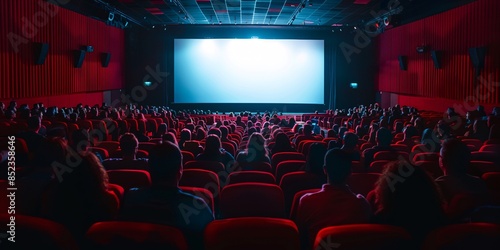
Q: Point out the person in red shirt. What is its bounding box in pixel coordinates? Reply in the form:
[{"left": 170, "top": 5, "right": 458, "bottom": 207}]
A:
[{"left": 295, "top": 148, "right": 371, "bottom": 249}]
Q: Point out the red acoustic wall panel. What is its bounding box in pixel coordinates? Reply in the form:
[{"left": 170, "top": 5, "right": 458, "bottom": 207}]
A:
[
  {"left": 0, "top": 0, "right": 124, "bottom": 104},
  {"left": 377, "top": 0, "right": 500, "bottom": 113}
]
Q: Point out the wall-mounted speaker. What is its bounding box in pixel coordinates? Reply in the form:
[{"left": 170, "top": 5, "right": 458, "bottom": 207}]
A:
[
  {"left": 431, "top": 50, "right": 442, "bottom": 69},
  {"left": 74, "top": 50, "right": 86, "bottom": 68},
  {"left": 398, "top": 55, "right": 407, "bottom": 70},
  {"left": 101, "top": 52, "right": 111, "bottom": 67},
  {"left": 34, "top": 42, "right": 49, "bottom": 65}
]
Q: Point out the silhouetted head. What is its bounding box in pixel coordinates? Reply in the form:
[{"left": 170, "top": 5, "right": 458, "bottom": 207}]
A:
[
  {"left": 324, "top": 148, "right": 352, "bottom": 185},
  {"left": 440, "top": 138, "right": 471, "bottom": 175},
  {"left": 119, "top": 133, "right": 139, "bottom": 158},
  {"left": 148, "top": 141, "right": 183, "bottom": 185},
  {"left": 376, "top": 127, "right": 392, "bottom": 147}
]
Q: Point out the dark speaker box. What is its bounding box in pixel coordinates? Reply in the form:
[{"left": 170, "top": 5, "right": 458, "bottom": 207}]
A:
[
  {"left": 431, "top": 50, "right": 442, "bottom": 69},
  {"left": 74, "top": 50, "right": 86, "bottom": 68},
  {"left": 469, "top": 47, "right": 486, "bottom": 70},
  {"left": 101, "top": 53, "right": 111, "bottom": 67},
  {"left": 398, "top": 55, "right": 407, "bottom": 70},
  {"left": 34, "top": 42, "right": 49, "bottom": 65}
]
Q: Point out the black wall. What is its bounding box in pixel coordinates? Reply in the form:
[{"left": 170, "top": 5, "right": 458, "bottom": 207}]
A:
[{"left": 125, "top": 25, "right": 376, "bottom": 112}]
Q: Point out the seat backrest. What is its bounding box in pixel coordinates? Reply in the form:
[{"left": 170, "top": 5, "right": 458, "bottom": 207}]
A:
[
  {"left": 204, "top": 217, "right": 300, "bottom": 250},
  {"left": 414, "top": 161, "right": 443, "bottom": 179},
  {"left": 107, "top": 169, "right": 152, "bottom": 190},
  {"left": 369, "top": 160, "right": 391, "bottom": 173},
  {"left": 86, "top": 221, "right": 188, "bottom": 249},
  {"left": 180, "top": 186, "right": 215, "bottom": 213},
  {"left": 347, "top": 173, "right": 381, "bottom": 197},
  {"left": 373, "top": 151, "right": 409, "bottom": 161},
  {"left": 0, "top": 214, "right": 78, "bottom": 250},
  {"left": 314, "top": 224, "right": 412, "bottom": 250},
  {"left": 181, "top": 150, "right": 195, "bottom": 164},
  {"left": 422, "top": 223, "right": 500, "bottom": 250},
  {"left": 279, "top": 172, "right": 324, "bottom": 214},
  {"left": 227, "top": 171, "right": 276, "bottom": 185},
  {"left": 271, "top": 152, "right": 305, "bottom": 171},
  {"left": 184, "top": 161, "right": 225, "bottom": 175},
  {"left": 480, "top": 144, "right": 500, "bottom": 154},
  {"left": 88, "top": 146, "right": 110, "bottom": 159},
  {"left": 234, "top": 161, "right": 273, "bottom": 173},
  {"left": 220, "top": 183, "right": 285, "bottom": 218},
  {"left": 95, "top": 141, "right": 120, "bottom": 157},
  {"left": 275, "top": 160, "right": 306, "bottom": 184},
  {"left": 221, "top": 141, "right": 236, "bottom": 157},
  {"left": 289, "top": 188, "right": 321, "bottom": 220},
  {"left": 179, "top": 169, "right": 220, "bottom": 200},
  {"left": 412, "top": 152, "right": 440, "bottom": 163},
  {"left": 138, "top": 142, "right": 156, "bottom": 154}
]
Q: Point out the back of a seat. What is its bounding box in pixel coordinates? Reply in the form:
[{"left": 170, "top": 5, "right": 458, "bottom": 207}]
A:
[
  {"left": 314, "top": 224, "right": 412, "bottom": 250},
  {"left": 107, "top": 169, "right": 152, "bottom": 191},
  {"left": 220, "top": 183, "right": 285, "bottom": 218},
  {"left": 86, "top": 221, "right": 188, "bottom": 250},
  {"left": 422, "top": 223, "right": 500, "bottom": 250},
  {"left": 227, "top": 171, "right": 276, "bottom": 185},
  {"left": 204, "top": 217, "right": 300, "bottom": 250}
]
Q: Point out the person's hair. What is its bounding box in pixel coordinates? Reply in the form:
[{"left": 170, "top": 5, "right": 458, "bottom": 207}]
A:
[
  {"left": 376, "top": 127, "right": 392, "bottom": 146},
  {"left": 148, "top": 141, "right": 183, "bottom": 183},
  {"left": 37, "top": 137, "right": 69, "bottom": 168},
  {"left": 246, "top": 132, "right": 267, "bottom": 159},
  {"left": 247, "top": 126, "right": 257, "bottom": 136},
  {"left": 305, "top": 143, "right": 327, "bottom": 176},
  {"left": 374, "top": 160, "right": 444, "bottom": 237},
  {"left": 157, "top": 123, "right": 168, "bottom": 136},
  {"left": 393, "top": 121, "right": 404, "bottom": 133},
  {"left": 195, "top": 127, "right": 206, "bottom": 141},
  {"left": 219, "top": 126, "right": 229, "bottom": 139},
  {"left": 204, "top": 134, "right": 222, "bottom": 155},
  {"left": 180, "top": 128, "right": 191, "bottom": 142},
  {"left": 273, "top": 132, "right": 292, "bottom": 152},
  {"left": 162, "top": 132, "right": 178, "bottom": 145},
  {"left": 327, "top": 129, "right": 337, "bottom": 138},
  {"left": 208, "top": 127, "right": 222, "bottom": 138},
  {"left": 27, "top": 115, "right": 41, "bottom": 130},
  {"left": 440, "top": 138, "right": 471, "bottom": 175},
  {"left": 303, "top": 124, "right": 313, "bottom": 135},
  {"left": 324, "top": 148, "right": 352, "bottom": 185},
  {"left": 342, "top": 132, "right": 359, "bottom": 150},
  {"left": 71, "top": 129, "right": 90, "bottom": 152},
  {"left": 57, "top": 152, "right": 109, "bottom": 196},
  {"left": 119, "top": 133, "right": 139, "bottom": 156},
  {"left": 403, "top": 125, "right": 418, "bottom": 139}
]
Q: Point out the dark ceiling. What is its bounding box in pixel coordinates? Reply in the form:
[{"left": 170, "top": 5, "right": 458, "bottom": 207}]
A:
[{"left": 59, "top": 0, "right": 475, "bottom": 29}]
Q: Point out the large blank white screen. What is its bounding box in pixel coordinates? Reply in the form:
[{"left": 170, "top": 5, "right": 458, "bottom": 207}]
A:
[{"left": 174, "top": 39, "right": 324, "bottom": 104}]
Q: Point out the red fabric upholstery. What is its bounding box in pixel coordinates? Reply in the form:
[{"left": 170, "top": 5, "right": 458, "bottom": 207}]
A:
[
  {"left": 347, "top": 173, "right": 381, "bottom": 197},
  {"left": 271, "top": 152, "right": 305, "bottom": 172},
  {"left": 138, "top": 142, "right": 156, "bottom": 154},
  {"left": 88, "top": 147, "right": 109, "bottom": 159},
  {"left": 181, "top": 151, "right": 195, "bottom": 164},
  {"left": 86, "top": 221, "right": 188, "bottom": 249},
  {"left": 227, "top": 171, "right": 276, "bottom": 185},
  {"left": 220, "top": 183, "right": 285, "bottom": 218},
  {"left": 422, "top": 223, "right": 500, "bottom": 249},
  {"left": 180, "top": 186, "right": 215, "bottom": 213},
  {"left": 412, "top": 152, "right": 440, "bottom": 163},
  {"left": 275, "top": 160, "right": 306, "bottom": 184},
  {"left": 0, "top": 213, "right": 78, "bottom": 250},
  {"left": 289, "top": 188, "right": 321, "bottom": 220},
  {"left": 279, "top": 172, "right": 324, "bottom": 214},
  {"left": 95, "top": 141, "right": 120, "bottom": 157},
  {"left": 179, "top": 169, "right": 220, "bottom": 201},
  {"left": 369, "top": 160, "right": 391, "bottom": 173},
  {"left": 107, "top": 169, "right": 152, "bottom": 190},
  {"left": 415, "top": 161, "right": 444, "bottom": 179},
  {"left": 204, "top": 217, "right": 300, "bottom": 250},
  {"left": 313, "top": 224, "right": 412, "bottom": 250}
]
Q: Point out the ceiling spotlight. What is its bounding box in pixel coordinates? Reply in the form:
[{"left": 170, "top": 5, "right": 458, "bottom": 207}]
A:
[
  {"left": 340, "top": 28, "right": 342, "bottom": 31},
  {"left": 108, "top": 12, "right": 115, "bottom": 21},
  {"left": 219, "top": 20, "right": 222, "bottom": 25},
  {"left": 384, "top": 16, "right": 390, "bottom": 26},
  {"left": 152, "top": 25, "right": 155, "bottom": 28},
  {"left": 354, "top": 26, "right": 357, "bottom": 29}
]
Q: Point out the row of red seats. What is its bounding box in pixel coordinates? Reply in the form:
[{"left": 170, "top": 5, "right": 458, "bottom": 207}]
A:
[{"left": 1, "top": 214, "right": 499, "bottom": 250}]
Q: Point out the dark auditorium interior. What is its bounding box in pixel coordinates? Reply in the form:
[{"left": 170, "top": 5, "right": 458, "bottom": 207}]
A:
[{"left": 2, "top": 0, "right": 500, "bottom": 249}]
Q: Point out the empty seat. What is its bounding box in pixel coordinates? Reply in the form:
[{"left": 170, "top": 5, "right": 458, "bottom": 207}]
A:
[
  {"left": 107, "top": 169, "right": 152, "bottom": 190},
  {"left": 275, "top": 160, "right": 306, "bottom": 184},
  {"left": 271, "top": 152, "right": 305, "bottom": 172},
  {"left": 234, "top": 161, "right": 273, "bottom": 173},
  {"left": 369, "top": 160, "right": 391, "bottom": 173},
  {"left": 95, "top": 141, "right": 120, "bottom": 157},
  {"left": 179, "top": 169, "right": 220, "bottom": 201},
  {"left": 313, "top": 224, "right": 412, "bottom": 250},
  {"left": 279, "top": 172, "right": 324, "bottom": 214},
  {"left": 412, "top": 152, "right": 440, "bottom": 163},
  {"left": 181, "top": 150, "right": 195, "bottom": 164},
  {"left": 204, "top": 217, "right": 300, "bottom": 250},
  {"left": 86, "top": 221, "right": 188, "bottom": 250},
  {"left": 347, "top": 173, "right": 381, "bottom": 197},
  {"left": 422, "top": 223, "right": 500, "bottom": 249},
  {"left": 227, "top": 171, "right": 276, "bottom": 185},
  {"left": 180, "top": 186, "right": 215, "bottom": 213},
  {"left": 0, "top": 214, "right": 78, "bottom": 250},
  {"left": 220, "top": 183, "right": 285, "bottom": 218},
  {"left": 289, "top": 188, "right": 321, "bottom": 220},
  {"left": 138, "top": 142, "right": 156, "bottom": 154},
  {"left": 184, "top": 161, "right": 225, "bottom": 175}
]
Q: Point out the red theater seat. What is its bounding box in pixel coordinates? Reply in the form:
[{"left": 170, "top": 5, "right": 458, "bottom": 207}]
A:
[
  {"left": 289, "top": 188, "right": 321, "bottom": 220},
  {"left": 180, "top": 186, "right": 215, "bottom": 213},
  {"left": 220, "top": 183, "right": 285, "bottom": 218},
  {"left": 279, "top": 172, "right": 324, "bottom": 214},
  {"left": 179, "top": 169, "right": 220, "bottom": 201},
  {"left": 204, "top": 217, "right": 300, "bottom": 250},
  {"left": 107, "top": 169, "right": 152, "bottom": 191},
  {"left": 422, "top": 223, "right": 500, "bottom": 249},
  {"left": 275, "top": 160, "right": 306, "bottom": 184},
  {"left": 347, "top": 173, "right": 381, "bottom": 197},
  {"left": 271, "top": 152, "right": 305, "bottom": 172},
  {"left": 313, "top": 224, "right": 412, "bottom": 250},
  {"left": 227, "top": 171, "right": 276, "bottom": 185},
  {"left": 86, "top": 221, "right": 188, "bottom": 249},
  {"left": 0, "top": 214, "right": 78, "bottom": 250}
]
